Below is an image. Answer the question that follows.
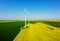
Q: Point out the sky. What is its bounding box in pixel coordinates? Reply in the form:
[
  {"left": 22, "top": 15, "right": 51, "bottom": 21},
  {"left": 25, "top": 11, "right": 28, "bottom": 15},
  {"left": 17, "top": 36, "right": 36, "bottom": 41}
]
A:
[{"left": 0, "top": 0, "right": 60, "bottom": 20}]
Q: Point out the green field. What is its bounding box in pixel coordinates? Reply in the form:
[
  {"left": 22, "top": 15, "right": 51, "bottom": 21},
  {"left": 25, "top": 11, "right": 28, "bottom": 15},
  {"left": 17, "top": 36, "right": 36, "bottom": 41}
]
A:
[
  {"left": 0, "top": 21, "right": 25, "bottom": 41},
  {"left": 0, "top": 20, "right": 60, "bottom": 41}
]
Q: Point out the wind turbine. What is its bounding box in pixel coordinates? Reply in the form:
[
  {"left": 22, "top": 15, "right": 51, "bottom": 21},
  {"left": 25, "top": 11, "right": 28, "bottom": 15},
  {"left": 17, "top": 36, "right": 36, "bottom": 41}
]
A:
[
  {"left": 24, "top": 8, "right": 29, "bottom": 28},
  {"left": 24, "top": 8, "right": 31, "bottom": 28},
  {"left": 24, "top": 8, "right": 30, "bottom": 28}
]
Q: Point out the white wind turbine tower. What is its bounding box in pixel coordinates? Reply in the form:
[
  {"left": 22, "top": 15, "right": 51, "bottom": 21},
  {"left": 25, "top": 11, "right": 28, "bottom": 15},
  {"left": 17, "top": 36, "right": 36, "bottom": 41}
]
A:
[{"left": 24, "top": 8, "right": 27, "bottom": 28}]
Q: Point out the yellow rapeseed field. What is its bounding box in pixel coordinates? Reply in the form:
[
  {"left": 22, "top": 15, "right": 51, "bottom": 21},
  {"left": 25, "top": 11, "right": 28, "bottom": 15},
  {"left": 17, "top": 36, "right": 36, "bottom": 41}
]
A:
[{"left": 13, "top": 23, "right": 60, "bottom": 41}]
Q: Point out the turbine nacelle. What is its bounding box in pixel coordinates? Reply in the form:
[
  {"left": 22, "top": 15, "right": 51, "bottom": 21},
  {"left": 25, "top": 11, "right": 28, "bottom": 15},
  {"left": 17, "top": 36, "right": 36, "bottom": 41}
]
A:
[{"left": 24, "top": 8, "right": 30, "bottom": 15}]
